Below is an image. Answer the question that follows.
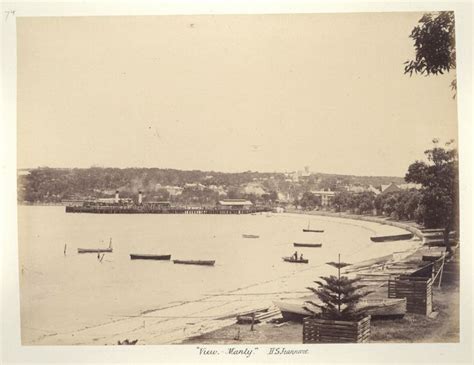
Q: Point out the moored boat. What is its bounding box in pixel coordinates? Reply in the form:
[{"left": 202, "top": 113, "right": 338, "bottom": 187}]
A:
[
  {"left": 242, "top": 234, "right": 260, "bottom": 239},
  {"left": 274, "top": 297, "right": 407, "bottom": 322},
  {"left": 282, "top": 256, "right": 309, "bottom": 264},
  {"left": 130, "top": 254, "right": 171, "bottom": 260},
  {"left": 293, "top": 243, "right": 322, "bottom": 248},
  {"left": 78, "top": 248, "right": 113, "bottom": 254},
  {"left": 370, "top": 233, "right": 414, "bottom": 242},
  {"left": 173, "top": 259, "right": 215, "bottom": 266},
  {"left": 303, "top": 220, "right": 324, "bottom": 233}
]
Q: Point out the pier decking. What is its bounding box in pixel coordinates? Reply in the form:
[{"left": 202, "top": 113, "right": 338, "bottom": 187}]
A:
[{"left": 65, "top": 206, "right": 269, "bottom": 214}]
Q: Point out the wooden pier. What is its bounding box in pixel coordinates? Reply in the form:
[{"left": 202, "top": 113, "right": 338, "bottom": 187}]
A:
[{"left": 65, "top": 206, "right": 269, "bottom": 215}]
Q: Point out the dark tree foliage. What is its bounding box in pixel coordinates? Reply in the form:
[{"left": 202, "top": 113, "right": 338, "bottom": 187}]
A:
[
  {"left": 333, "top": 191, "right": 375, "bottom": 214},
  {"left": 17, "top": 167, "right": 409, "bottom": 208},
  {"left": 404, "top": 11, "right": 456, "bottom": 96},
  {"left": 405, "top": 139, "right": 459, "bottom": 252},
  {"left": 404, "top": 11, "right": 456, "bottom": 76},
  {"left": 298, "top": 192, "right": 321, "bottom": 210},
  {"left": 333, "top": 191, "right": 352, "bottom": 212},
  {"left": 304, "top": 257, "right": 372, "bottom": 321},
  {"left": 374, "top": 190, "right": 422, "bottom": 221}
]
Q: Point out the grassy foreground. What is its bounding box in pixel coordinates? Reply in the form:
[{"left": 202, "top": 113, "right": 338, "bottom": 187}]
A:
[{"left": 182, "top": 284, "right": 459, "bottom": 344}]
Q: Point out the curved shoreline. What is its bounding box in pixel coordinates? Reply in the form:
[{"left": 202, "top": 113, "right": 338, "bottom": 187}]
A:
[{"left": 285, "top": 209, "right": 424, "bottom": 240}]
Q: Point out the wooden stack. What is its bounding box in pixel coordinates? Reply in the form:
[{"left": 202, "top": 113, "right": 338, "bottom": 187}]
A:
[
  {"left": 388, "top": 276, "right": 433, "bottom": 315},
  {"left": 303, "top": 316, "right": 371, "bottom": 343},
  {"left": 422, "top": 229, "right": 457, "bottom": 247}
]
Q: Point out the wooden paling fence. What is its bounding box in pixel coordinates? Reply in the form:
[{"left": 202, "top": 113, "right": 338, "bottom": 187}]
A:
[{"left": 303, "top": 316, "right": 371, "bottom": 343}]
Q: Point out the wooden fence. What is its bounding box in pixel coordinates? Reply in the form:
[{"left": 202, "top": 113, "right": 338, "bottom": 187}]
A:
[{"left": 303, "top": 316, "right": 371, "bottom": 343}]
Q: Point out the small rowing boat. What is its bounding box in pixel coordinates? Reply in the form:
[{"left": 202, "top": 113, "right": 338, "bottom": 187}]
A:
[
  {"left": 173, "top": 259, "right": 215, "bottom": 266},
  {"left": 293, "top": 243, "right": 322, "bottom": 248},
  {"left": 78, "top": 248, "right": 113, "bottom": 254},
  {"left": 359, "top": 298, "right": 407, "bottom": 319},
  {"left": 303, "top": 220, "right": 324, "bottom": 233},
  {"left": 282, "top": 256, "right": 309, "bottom": 264},
  {"left": 130, "top": 254, "right": 171, "bottom": 260},
  {"left": 242, "top": 234, "right": 260, "bottom": 239},
  {"left": 370, "top": 233, "right": 414, "bottom": 242}
]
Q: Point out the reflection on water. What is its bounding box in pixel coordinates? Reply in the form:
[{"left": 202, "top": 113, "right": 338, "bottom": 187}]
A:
[{"left": 18, "top": 206, "right": 418, "bottom": 344}]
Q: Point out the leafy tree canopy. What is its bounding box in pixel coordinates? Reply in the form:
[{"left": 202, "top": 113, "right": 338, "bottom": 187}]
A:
[
  {"left": 404, "top": 11, "right": 456, "bottom": 76},
  {"left": 405, "top": 139, "right": 458, "bottom": 251}
]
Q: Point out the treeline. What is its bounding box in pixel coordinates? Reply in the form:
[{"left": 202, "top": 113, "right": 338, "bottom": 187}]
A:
[
  {"left": 17, "top": 167, "right": 404, "bottom": 204},
  {"left": 297, "top": 189, "right": 423, "bottom": 222},
  {"left": 17, "top": 167, "right": 280, "bottom": 203}
]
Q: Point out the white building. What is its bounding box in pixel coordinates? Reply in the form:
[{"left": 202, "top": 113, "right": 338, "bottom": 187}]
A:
[{"left": 311, "top": 189, "right": 336, "bottom": 206}]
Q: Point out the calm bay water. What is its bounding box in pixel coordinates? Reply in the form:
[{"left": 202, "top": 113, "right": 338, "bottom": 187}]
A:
[{"left": 18, "top": 205, "right": 419, "bottom": 345}]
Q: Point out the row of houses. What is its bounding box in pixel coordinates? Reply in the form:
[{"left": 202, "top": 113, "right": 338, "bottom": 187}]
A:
[
  {"left": 345, "top": 182, "right": 421, "bottom": 195},
  {"left": 308, "top": 183, "right": 422, "bottom": 208}
]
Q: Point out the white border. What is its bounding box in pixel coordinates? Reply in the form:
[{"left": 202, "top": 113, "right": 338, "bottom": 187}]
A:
[{"left": 1, "top": 1, "right": 472, "bottom": 364}]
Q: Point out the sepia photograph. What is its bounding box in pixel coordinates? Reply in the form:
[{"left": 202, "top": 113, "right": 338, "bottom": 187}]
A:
[{"left": 1, "top": 2, "right": 473, "bottom": 363}]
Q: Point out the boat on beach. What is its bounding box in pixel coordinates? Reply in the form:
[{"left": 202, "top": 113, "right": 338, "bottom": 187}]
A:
[
  {"left": 242, "top": 234, "right": 260, "bottom": 239},
  {"left": 370, "top": 233, "right": 414, "bottom": 242},
  {"left": 173, "top": 259, "right": 215, "bottom": 266},
  {"left": 274, "top": 298, "right": 407, "bottom": 322},
  {"left": 359, "top": 298, "right": 407, "bottom": 319},
  {"left": 130, "top": 254, "right": 171, "bottom": 260},
  {"left": 282, "top": 256, "right": 309, "bottom": 264},
  {"left": 273, "top": 300, "right": 313, "bottom": 321},
  {"left": 303, "top": 220, "right": 324, "bottom": 233},
  {"left": 293, "top": 243, "right": 322, "bottom": 248},
  {"left": 77, "top": 248, "right": 113, "bottom": 254},
  {"left": 342, "top": 253, "right": 393, "bottom": 272}
]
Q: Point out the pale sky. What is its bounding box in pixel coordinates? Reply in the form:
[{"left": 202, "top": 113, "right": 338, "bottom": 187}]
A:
[{"left": 17, "top": 13, "right": 458, "bottom": 176}]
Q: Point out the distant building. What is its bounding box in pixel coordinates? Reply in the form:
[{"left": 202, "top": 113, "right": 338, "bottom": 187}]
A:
[
  {"left": 380, "top": 182, "right": 402, "bottom": 194},
  {"left": 208, "top": 185, "right": 226, "bottom": 195},
  {"left": 184, "top": 183, "right": 205, "bottom": 190},
  {"left": 301, "top": 166, "right": 311, "bottom": 178},
  {"left": 368, "top": 185, "right": 381, "bottom": 195},
  {"left": 346, "top": 184, "right": 366, "bottom": 193},
  {"left": 218, "top": 199, "right": 253, "bottom": 210},
  {"left": 243, "top": 182, "right": 266, "bottom": 196},
  {"left": 311, "top": 189, "right": 336, "bottom": 206},
  {"left": 164, "top": 186, "right": 183, "bottom": 196},
  {"left": 284, "top": 171, "right": 300, "bottom": 182},
  {"left": 277, "top": 192, "right": 290, "bottom": 202},
  {"left": 144, "top": 201, "right": 171, "bottom": 208},
  {"left": 398, "top": 183, "right": 422, "bottom": 190}
]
